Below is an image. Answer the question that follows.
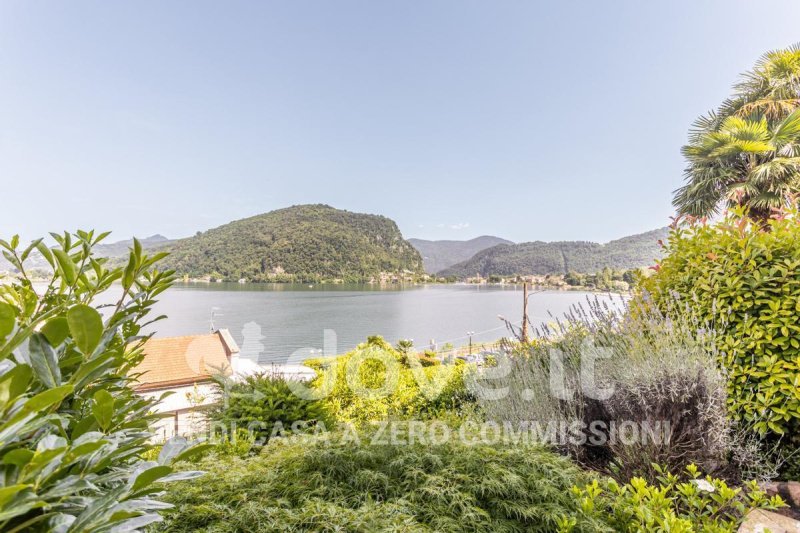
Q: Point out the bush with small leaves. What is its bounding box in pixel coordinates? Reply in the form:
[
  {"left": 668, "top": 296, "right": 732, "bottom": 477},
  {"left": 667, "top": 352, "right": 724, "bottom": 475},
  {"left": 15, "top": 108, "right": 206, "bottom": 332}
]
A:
[
  {"left": 478, "top": 297, "right": 775, "bottom": 483},
  {"left": 640, "top": 208, "right": 800, "bottom": 437}
]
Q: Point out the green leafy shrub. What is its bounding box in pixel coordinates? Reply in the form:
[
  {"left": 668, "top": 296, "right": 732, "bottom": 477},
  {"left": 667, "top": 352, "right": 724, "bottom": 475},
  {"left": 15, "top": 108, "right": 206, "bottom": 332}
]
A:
[
  {"left": 562, "top": 464, "right": 785, "bottom": 533},
  {"left": 208, "top": 373, "right": 332, "bottom": 443},
  {"left": 213, "top": 427, "right": 257, "bottom": 456},
  {"left": 639, "top": 209, "right": 800, "bottom": 437},
  {"left": 0, "top": 231, "right": 207, "bottom": 532},
  {"left": 305, "top": 336, "right": 471, "bottom": 424},
  {"left": 157, "top": 432, "right": 610, "bottom": 533},
  {"left": 141, "top": 444, "right": 163, "bottom": 462},
  {"left": 419, "top": 350, "right": 440, "bottom": 366}
]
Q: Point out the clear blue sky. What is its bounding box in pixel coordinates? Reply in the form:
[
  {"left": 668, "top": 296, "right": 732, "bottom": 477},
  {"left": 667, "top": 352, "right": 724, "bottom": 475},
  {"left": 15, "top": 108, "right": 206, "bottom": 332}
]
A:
[{"left": 2, "top": 1, "right": 800, "bottom": 244}]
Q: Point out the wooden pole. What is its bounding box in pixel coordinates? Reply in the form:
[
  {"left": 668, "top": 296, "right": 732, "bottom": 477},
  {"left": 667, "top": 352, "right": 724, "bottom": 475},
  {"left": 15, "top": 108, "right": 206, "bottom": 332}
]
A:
[{"left": 522, "top": 282, "right": 530, "bottom": 344}]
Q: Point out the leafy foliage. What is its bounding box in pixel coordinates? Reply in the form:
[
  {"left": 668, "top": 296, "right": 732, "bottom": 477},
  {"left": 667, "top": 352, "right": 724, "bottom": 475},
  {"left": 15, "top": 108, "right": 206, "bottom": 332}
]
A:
[
  {"left": 639, "top": 208, "right": 800, "bottom": 437},
  {"left": 305, "top": 336, "right": 471, "bottom": 424},
  {"left": 562, "top": 464, "right": 784, "bottom": 533},
  {"left": 208, "top": 373, "right": 332, "bottom": 443},
  {"left": 674, "top": 43, "right": 800, "bottom": 220},
  {"left": 0, "top": 231, "right": 205, "bottom": 532},
  {"left": 156, "top": 434, "right": 610, "bottom": 533},
  {"left": 440, "top": 228, "right": 667, "bottom": 278},
  {"left": 159, "top": 204, "right": 423, "bottom": 282},
  {"left": 160, "top": 437, "right": 780, "bottom": 533},
  {"left": 212, "top": 428, "right": 257, "bottom": 457}
]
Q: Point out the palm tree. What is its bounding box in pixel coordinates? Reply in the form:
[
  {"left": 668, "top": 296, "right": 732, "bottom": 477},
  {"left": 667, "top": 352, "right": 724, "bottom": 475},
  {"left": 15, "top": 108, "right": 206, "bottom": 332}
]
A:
[
  {"left": 674, "top": 110, "right": 800, "bottom": 220},
  {"left": 673, "top": 44, "right": 800, "bottom": 220},
  {"left": 719, "top": 44, "right": 800, "bottom": 124}
]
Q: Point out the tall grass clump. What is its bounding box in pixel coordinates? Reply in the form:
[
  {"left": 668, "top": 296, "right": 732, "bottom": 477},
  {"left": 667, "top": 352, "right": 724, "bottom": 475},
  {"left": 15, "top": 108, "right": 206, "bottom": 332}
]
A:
[{"left": 477, "top": 297, "right": 773, "bottom": 483}]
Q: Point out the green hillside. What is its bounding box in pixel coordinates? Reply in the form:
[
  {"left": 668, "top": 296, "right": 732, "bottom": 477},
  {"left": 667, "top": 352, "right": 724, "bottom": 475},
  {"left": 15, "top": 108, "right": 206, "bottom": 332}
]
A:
[
  {"left": 159, "top": 204, "right": 423, "bottom": 282},
  {"left": 440, "top": 228, "right": 667, "bottom": 278}
]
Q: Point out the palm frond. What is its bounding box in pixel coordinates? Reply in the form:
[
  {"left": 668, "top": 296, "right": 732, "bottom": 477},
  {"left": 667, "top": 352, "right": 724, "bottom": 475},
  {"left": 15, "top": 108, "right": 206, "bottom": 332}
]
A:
[
  {"left": 749, "top": 157, "right": 800, "bottom": 184},
  {"left": 772, "top": 108, "right": 800, "bottom": 146},
  {"left": 675, "top": 43, "right": 800, "bottom": 220}
]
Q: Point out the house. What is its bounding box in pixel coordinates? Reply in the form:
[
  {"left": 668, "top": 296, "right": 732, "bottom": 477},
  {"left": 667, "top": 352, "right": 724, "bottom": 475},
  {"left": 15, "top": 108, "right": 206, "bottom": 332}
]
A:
[{"left": 132, "top": 329, "right": 258, "bottom": 440}]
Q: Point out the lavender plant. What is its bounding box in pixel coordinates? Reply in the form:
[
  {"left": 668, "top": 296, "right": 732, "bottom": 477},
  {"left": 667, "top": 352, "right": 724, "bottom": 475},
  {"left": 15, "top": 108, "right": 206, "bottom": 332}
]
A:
[{"left": 478, "top": 296, "right": 775, "bottom": 483}]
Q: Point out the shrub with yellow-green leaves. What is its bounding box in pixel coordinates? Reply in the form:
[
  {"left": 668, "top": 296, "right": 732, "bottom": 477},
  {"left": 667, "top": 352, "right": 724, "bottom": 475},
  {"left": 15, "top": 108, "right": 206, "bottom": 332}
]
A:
[
  {"left": 561, "top": 464, "right": 785, "bottom": 533},
  {"left": 640, "top": 208, "right": 800, "bottom": 437},
  {"left": 305, "top": 336, "right": 472, "bottom": 423}
]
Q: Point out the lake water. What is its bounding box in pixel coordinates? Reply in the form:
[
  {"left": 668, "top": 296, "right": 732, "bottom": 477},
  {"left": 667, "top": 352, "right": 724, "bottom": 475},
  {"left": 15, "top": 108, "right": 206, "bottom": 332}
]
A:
[{"left": 144, "top": 283, "right": 615, "bottom": 364}]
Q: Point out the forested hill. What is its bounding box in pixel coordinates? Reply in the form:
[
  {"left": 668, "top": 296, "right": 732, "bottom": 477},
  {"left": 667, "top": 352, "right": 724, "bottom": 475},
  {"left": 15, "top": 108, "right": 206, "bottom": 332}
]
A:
[
  {"left": 439, "top": 228, "right": 668, "bottom": 278},
  {"left": 408, "top": 236, "right": 513, "bottom": 273},
  {"left": 158, "top": 204, "right": 424, "bottom": 282}
]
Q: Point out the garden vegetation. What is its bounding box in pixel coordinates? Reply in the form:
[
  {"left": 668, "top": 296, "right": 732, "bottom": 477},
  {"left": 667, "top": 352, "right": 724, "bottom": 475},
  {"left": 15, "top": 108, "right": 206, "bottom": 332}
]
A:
[
  {"left": 0, "top": 233, "right": 206, "bottom": 532},
  {"left": 8, "top": 42, "right": 800, "bottom": 533},
  {"left": 208, "top": 372, "right": 333, "bottom": 443},
  {"left": 304, "top": 336, "right": 472, "bottom": 424},
  {"left": 156, "top": 432, "right": 782, "bottom": 533},
  {"left": 640, "top": 206, "right": 800, "bottom": 476}
]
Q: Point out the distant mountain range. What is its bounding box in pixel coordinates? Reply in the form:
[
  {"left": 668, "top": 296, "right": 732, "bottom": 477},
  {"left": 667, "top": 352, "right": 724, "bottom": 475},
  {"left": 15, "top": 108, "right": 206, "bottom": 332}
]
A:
[
  {"left": 439, "top": 228, "right": 668, "bottom": 278},
  {"left": 1, "top": 207, "right": 666, "bottom": 282},
  {"left": 0, "top": 234, "right": 174, "bottom": 272},
  {"left": 95, "top": 234, "right": 172, "bottom": 257},
  {"left": 408, "top": 236, "right": 513, "bottom": 273}
]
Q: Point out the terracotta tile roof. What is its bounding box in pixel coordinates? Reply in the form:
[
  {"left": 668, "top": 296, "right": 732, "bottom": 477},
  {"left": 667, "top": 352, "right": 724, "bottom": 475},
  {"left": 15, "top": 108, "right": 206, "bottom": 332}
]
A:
[{"left": 132, "top": 332, "right": 235, "bottom": 391}]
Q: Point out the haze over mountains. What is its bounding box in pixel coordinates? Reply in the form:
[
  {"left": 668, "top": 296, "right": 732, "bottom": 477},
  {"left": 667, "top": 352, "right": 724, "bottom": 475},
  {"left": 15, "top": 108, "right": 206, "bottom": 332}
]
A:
[
  {"left": 95, "top": 234, "right": 172, "bottom": 257},
  {"left": 408, "top": 236, "right": 513, "bottom": 273},
  {"left": 1, "top": 205, "right": 666, "bottom": 281},
  {"left": 439, "top": 228, "right": 667, "bottom": 278}
]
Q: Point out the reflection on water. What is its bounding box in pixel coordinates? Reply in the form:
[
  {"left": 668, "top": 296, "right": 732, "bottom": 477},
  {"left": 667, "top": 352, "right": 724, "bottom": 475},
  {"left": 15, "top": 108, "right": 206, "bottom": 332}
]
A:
[{"left": 143, "top": 283, "right": 618, "bottom": 364}]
